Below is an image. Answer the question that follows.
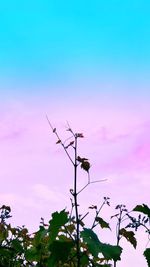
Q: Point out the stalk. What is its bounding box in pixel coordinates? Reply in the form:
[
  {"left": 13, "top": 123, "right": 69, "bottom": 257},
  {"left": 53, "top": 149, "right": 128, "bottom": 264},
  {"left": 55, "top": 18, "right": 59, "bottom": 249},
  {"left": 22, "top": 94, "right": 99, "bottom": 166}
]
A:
[{"left": 74, "top": 134, "right": 80, "bottom": 267}]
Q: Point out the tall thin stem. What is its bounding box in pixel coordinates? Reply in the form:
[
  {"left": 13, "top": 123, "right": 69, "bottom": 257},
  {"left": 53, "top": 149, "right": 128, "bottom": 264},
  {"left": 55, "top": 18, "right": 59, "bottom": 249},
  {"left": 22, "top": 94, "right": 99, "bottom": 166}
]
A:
[
  {"left": 74, "top": 135, "right": 80, "bottom": 267},
  {"left": 114, "top": 206, "right": 122, "bottom": 267}
]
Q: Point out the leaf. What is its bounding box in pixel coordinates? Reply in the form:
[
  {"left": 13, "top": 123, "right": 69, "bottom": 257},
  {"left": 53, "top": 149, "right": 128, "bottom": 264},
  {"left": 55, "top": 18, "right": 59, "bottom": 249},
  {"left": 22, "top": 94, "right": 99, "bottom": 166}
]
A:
[
  {"left": 133, "top": 204, "right": 150, "bottom": 218},
  {"left": 0, "top": 246, "right": 12, "bottom": 258},
  {"left": 77, "top": 156, "right": 82, "bottom": 162},
  {"left": 53, "top": 128, "right": 56, "bottom": 133},
  {"left": 89, "top": 205, "right": 97, "bottom": 209},
  {"left": 81, "top": 161, "right": 90, "bottom": 172},
  {"left": 100, "top": 243, "right": 122, "bottom": 262},
  {"left": 48, "top": 210, "right": 69, "bottom": 244},
  {"left": 77, "top": 156, "right": 88, "bottom": 162},
  {"left": 65, "top": 141, "right": 74, "bottom": 149},
  {"left": 81, "top": 228, "right": 101, "bottom": 257},
  {"left": 76, "top": 133, "right": 84, "bottom": 138},
  {"left": 69, "top": 141, "right": 74, "bottom": 146},
  {"left": 81, "top": 228, "right": 122, "bottom": 261},
  {"left": 34, "top": 226, "right": 48, "bottom": 247},
  {"left": 144, "top": 218, "right": 149, "bottom": 224},
  {"left": 144, "top": 248, "right": 150, "bottom": 267},
  {"left": 11, "top": 239, "right": 23, "bottom": 253},
  {"left": 96, "top": 217, "right": 111, "bottom": 230},
  {"left": 0, "top": 224, "right": 8, "bottom": 241},
  {"left": 56, "top": 139, "right": 61, "bottom": 144},
  {"left": 25, "top": 247, "right": 39, "bottom": 262},
  {"left": 119, "top": 228, "right": 137, "bottom": 249},
  {"left": 80, "top": 253, "right": 89, "bottom": 265},
  {"left": 65, "top": 224, "right": 75, "bottom": 234},
  {"left": 48, "top": 240, "right": 74, "bottom": 266}
]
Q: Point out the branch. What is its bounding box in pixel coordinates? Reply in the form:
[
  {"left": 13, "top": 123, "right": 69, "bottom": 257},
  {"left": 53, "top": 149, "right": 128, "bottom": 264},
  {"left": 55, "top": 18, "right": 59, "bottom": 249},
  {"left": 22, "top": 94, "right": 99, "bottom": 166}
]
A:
[
  {"left": 46, "top": 115, "right": 74, "bottom": 165},
  {"left": 91, "top": 197, "right": 110, "bottom": 229},
  {"left": 77, "top": 178, "right": 107, "bottom": 195}
]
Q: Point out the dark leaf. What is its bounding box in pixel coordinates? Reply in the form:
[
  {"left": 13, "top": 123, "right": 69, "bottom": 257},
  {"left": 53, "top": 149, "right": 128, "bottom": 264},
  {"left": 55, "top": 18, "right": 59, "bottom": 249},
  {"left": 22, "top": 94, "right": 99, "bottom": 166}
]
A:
[
  {"left": 133, "top": 204, "right": 150, "bottom": 218},
  {"left": 81, "top": 161, "right": 90, "bottom": 172},
  {"left": 34, "top": 226, "right": 48, "bottom": 247},
  {"left": 100, "top": 243, "right": 122, "bottom": 261},
  {"left": 76, "top": 133, "right": 84, "bottom": 138},
  {"left": 81, "top": 228, "right": 122, "bottom": 261},
  {"left": 77, "top": 156, "right": 88, "bottom": 162},
  {"left": 69, "top": 141, "right": 74, "bottom": 146},
  {"left": 144, "top": 248, "right": 150, "bottom": 267},
  {"left": 144, "top": 218, "right": 149, "bottom": 224},
  {"left": 96, "top": 217, "right": 111, "bottom": 230},
  {"left": 25, "top": 247, "right": 39, "bottom": 262},
  {"left": 56, "top": 139, "right": 61, "bottom": 144},
  {"left": 80, "top": 253, "right": 89, "bottom": 265},
  {"left": 11, "top": 239, "right": 23, "bottom": 253},
  {"left": 48, "top": 240, "right": 74, "bottom": 266},
  {"left": 119, "top": 228, "right": 137, "bottom": 249},
  {"left": 48, "top": 210, "right": 69, "bottom": 244},
  {"left": 81, "top": 228, "right": 101, "bottom": 257},
  {"left": 89, "top": 205, "right": 97, "bottom": 209}
]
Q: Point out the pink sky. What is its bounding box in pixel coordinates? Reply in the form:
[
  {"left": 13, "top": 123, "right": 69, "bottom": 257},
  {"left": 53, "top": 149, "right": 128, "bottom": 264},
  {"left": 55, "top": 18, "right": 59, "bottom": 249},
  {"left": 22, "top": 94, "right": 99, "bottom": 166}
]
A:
[{"left": 0, "top": 93, "right": 150, "bottom": 266}]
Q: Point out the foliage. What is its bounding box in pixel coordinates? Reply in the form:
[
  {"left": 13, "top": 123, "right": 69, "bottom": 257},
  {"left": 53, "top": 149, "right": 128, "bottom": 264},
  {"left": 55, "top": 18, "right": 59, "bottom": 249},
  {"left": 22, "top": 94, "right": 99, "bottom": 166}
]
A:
[
  {"left": 0, "top": 122, "right": 150, "bottom": 266},
  {"left": 133, "top": 204, "right": 150, "bottom": 218},
  {"left": 144, "top": 248, "right": 150, "bottom": 267}
]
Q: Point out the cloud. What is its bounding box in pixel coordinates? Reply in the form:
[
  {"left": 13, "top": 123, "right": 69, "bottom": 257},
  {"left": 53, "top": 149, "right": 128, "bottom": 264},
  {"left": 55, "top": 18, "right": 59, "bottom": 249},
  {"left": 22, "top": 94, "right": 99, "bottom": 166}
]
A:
[
  {"left": 0, "top": 101, "right": 28, "bottom": 142},
  {"left": 0, "top": 193, "right": 17, "bottom": 206},
  {"left": 33, "top": 183, "right": 65, "bottom": 203},
  {"left": 0, "top": 192, "right": 41, "bottom": 210},
  {"left": 84, "top": 120, "right": 150, "bottom": 181},
  {"left": 0, "top": 188, "right": 67, "bottom": 231},
  {"left": 92, "top": 126, "right": 130, "bottom": 144},
  {"left": 0, "top": 129, "right": 25, "bottom": 141}
]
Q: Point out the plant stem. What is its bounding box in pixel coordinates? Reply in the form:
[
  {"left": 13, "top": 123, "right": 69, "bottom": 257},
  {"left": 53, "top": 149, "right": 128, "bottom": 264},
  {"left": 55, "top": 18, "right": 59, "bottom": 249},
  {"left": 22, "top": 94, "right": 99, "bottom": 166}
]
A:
[
  {"left": 91, "top": 200, "right": 106, "bottom": 230},
  {"left": 74, "top": 135, "right": 80, "bottom": 267},
  {"left": 46, "top": 115, "right": 74, "bottom": 165},
  {"left": 114, "top": 206, "right": 122, "bottom": 267}
]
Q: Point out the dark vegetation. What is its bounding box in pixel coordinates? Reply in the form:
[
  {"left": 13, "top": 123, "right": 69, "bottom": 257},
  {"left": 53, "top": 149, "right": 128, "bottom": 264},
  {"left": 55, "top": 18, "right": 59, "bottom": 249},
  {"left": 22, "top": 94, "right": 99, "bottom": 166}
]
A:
[{"left": 0, "top": 120, "right": 150, "bottom": 266}]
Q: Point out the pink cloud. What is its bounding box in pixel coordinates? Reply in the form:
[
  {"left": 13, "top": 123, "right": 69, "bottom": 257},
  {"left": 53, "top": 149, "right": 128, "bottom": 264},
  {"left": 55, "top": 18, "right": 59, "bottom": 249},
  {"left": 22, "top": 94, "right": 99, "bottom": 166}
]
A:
[
  {"left": 93, "top": 126, "right": 130, "bottom": 144},
  {"left": 89, "top": 119, "right": 150, "bottom": 175},
  {"left": 0, "top": 129, "right": 25, "bottom": 141}
]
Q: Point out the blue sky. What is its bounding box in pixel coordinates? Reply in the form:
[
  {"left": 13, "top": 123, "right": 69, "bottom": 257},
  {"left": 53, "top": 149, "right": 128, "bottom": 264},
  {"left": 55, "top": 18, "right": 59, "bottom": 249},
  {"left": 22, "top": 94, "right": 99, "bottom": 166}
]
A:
[{"left": 0, "top": 0, "right": 150, "bottom": 96}]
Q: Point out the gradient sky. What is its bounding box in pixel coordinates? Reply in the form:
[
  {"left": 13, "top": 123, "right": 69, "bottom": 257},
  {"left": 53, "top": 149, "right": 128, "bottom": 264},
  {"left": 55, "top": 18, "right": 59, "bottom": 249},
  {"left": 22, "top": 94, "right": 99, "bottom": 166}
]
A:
[{"left": 0, "top": 1, "right": 150, "bottom": 266}]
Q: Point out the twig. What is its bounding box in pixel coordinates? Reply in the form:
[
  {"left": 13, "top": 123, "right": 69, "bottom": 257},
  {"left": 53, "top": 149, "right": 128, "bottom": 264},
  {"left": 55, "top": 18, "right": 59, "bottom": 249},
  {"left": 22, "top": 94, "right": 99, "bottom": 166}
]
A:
[
  {"left": 80, "top": 212, "right": 89, "bottom": 221},
  {"left": 91, "top": 197, "right": 109, "bottom": 229},
  {"left": 64, "top": 225, "right": 75, "bottom": 242},
  {"left": 77, "top": 179, "right": 107, "bottom": 195},
  {"left": 46, "top": 115, "right": 74, "bottom": 165}
]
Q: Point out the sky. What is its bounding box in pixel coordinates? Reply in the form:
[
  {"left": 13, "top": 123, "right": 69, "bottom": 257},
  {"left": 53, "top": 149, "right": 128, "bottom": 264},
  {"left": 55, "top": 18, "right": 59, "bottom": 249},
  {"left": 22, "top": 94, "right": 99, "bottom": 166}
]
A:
[{"left": 0, "top": 1, "right": 150, "bottom": 266}]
